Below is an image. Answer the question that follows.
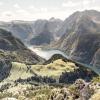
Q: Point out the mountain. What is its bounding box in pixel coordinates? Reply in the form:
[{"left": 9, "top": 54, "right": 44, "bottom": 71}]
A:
[
  {"left": 0, "top": 19, "right": 63, "bottom": 45},
  {"left": 30, "top": 30, "right": 54, "bottom": 45},
  {"left": 30, "top": 20, "right": 54, "bottom": 45},
  {"left": 28, "top": 18, "right": 63, "bottom": 45},
  {"left": 0, "top": 21, "right": 35, "bottom": 43},
  {"left": 0, "top": 28, "right": 45, "bottom": 64},
  {"left": 0, "top": 28, "right": 26, "bottom": 50},
  {"left": 0, "top": 28, "right": 45, "bottom": 80},
  {"left": 53, "top": 10, "right": 100, "bottom": 69},
  {"left": 0, "top": 19, "right": 99, "bottom": 100}
]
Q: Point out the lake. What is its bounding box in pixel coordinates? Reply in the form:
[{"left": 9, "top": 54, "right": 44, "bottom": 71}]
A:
[{"left": 28, "top": 46, "right": 68, "bottom": 60}]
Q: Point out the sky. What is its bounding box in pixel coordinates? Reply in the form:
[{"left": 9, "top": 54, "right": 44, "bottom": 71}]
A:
[{"left": 0, "top": 0, "right": 100, "bottom": 21}]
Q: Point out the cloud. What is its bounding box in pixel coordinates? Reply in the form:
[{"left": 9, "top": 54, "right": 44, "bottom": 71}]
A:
[
  {"left": 81, "top": 0, "right": 98, "bottom": 10},
  {"left": 0, "top": 2, "right": 3, "bottom": 6},
  {"left": 40, "top": 8, "right": 48, "bottom": 12},
  {"left": 13, "top": 4, "right": 20, "bottom": 9},
  {"left": 91, "top": 0, "right": 95, "bottom": 3},
  {"left": 83, "top": 0, "right": 90, "bottom": 5},
  {"left": 13, "top": 3, "right": 31, "bottom": 16},
  {"left": 29, "top": 6, "right": 48, "bottom": 13},
  {"left": 16, "top": 9, "right": 31, "bottom": 16},
  {"left": 0, "top": 0, "right": 100, "bottom": 21},
  {"left": 62, "top": 1, "right": 80, "bottom": 7},
  {"left": 0, "top": 11, "right": 15, "bottom": 21},
  {"left": 2, "top": 11, "right": 13, "bottom": 17},
  {"left": 28, "top": 6, "right": 40, "bottom": 12},
  {"left": 62, "top": 0, "right": 100, "bottom": 11}
]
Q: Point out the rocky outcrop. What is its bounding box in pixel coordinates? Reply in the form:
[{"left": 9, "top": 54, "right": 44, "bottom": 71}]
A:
[{"left": 0, "top": 78, "right": 99, "bottom": 100}]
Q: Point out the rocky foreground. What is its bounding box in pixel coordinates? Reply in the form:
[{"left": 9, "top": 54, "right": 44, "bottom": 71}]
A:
[
  {"left": 0, "top": 77, "right": 100, "bottom": 100},
  {"left": 0, "top": 57, "right": 99, "bottom": 100}
]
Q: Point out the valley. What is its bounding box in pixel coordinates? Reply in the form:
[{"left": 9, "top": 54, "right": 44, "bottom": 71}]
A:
[
  {"left": 28, "top": 46, "right": 68, "bottom": 60},
  {"left": 0, "top": 10, "right": 100, "bottom": 100}
]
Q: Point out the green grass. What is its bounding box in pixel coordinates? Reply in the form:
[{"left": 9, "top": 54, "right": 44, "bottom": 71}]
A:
[
  {"left": 31, "top": 59, "right": 78, "bottom": 78},
  {"left": 5, "top": 59, "right": 78, "bottom": 81},
  {"left": 5, "top": 62, "right": 34, "bottom": 81}
]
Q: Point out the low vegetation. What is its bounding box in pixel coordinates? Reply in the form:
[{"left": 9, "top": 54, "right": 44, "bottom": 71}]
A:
[
  {"left": 0, "top": 77, "right": 100, "bottom": 100},
  {"left": 6, "top": 59, "right": 78, "bottom": 81},
  {"left": 0, "top": 58, "right": 99, "bottom": 100}
]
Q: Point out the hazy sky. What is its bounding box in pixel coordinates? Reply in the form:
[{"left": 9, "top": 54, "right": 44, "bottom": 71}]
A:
[{"left": 0, "top": 0, "right": 99, "bottom": 21}]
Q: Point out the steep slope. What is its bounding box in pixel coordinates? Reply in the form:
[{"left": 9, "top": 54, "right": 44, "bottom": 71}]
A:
[
  {"left": 30, "top": 22, "right": 54, "bottom": 45},
  {"left": 0, "top": 28, "right": 44, "bottom": 64},
  {"left": 54, "top": 10, "right": 100, "bottom": 69},
  {"left": 0, "top": 19, "right": 63, "bottom": 45},
  {"left": 0, "top": 21, "right": 35, "bottom": 43},
  {"left": 32, "top": 18, "right": 62, "bottom": 38},
  {"left": 30, "top": 18, "right": 62, "bottom": 45},
  {"left": 0, "top": 28, "right": 26, "bottom": 50},
  {"left": 0, "top": 28, "right": 45, "bottom": 80}
]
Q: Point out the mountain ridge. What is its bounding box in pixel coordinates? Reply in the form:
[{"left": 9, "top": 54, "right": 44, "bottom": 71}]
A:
[
  {"left": 0, "top": 18, "right": 63, "bottom": 45},
  {"left": 51, "top": 10, "right": 100, "bottom": 70}
]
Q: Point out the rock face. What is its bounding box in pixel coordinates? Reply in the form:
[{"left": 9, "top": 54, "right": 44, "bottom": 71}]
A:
[
  {"left": 0, "top": 18, "right": 63, "bottom": 45},
  {"left": 54, "top": 10, "right": 100, "bottom": 69}
]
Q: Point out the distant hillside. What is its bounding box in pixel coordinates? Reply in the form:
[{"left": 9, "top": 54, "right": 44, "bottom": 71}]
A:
[
  {"left": 52, "top": 10, "right": 100, "bottom": 70},
  {"left": 0, "top": 18, "right": 63, "bottom": 45},
  {"left": 30, "top": 22, "right": 54, "bottom": 45}
]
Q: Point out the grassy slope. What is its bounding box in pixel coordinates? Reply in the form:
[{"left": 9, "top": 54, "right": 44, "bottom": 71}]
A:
[
  {"left": 31, "top": 59, "right": 77, "bottom": 78},
  {"left": 5, "top": 62, "right": 34, "bottom": 81},
  {"left": 6, "top": 59, "right": 78, "bottom": 81}
]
